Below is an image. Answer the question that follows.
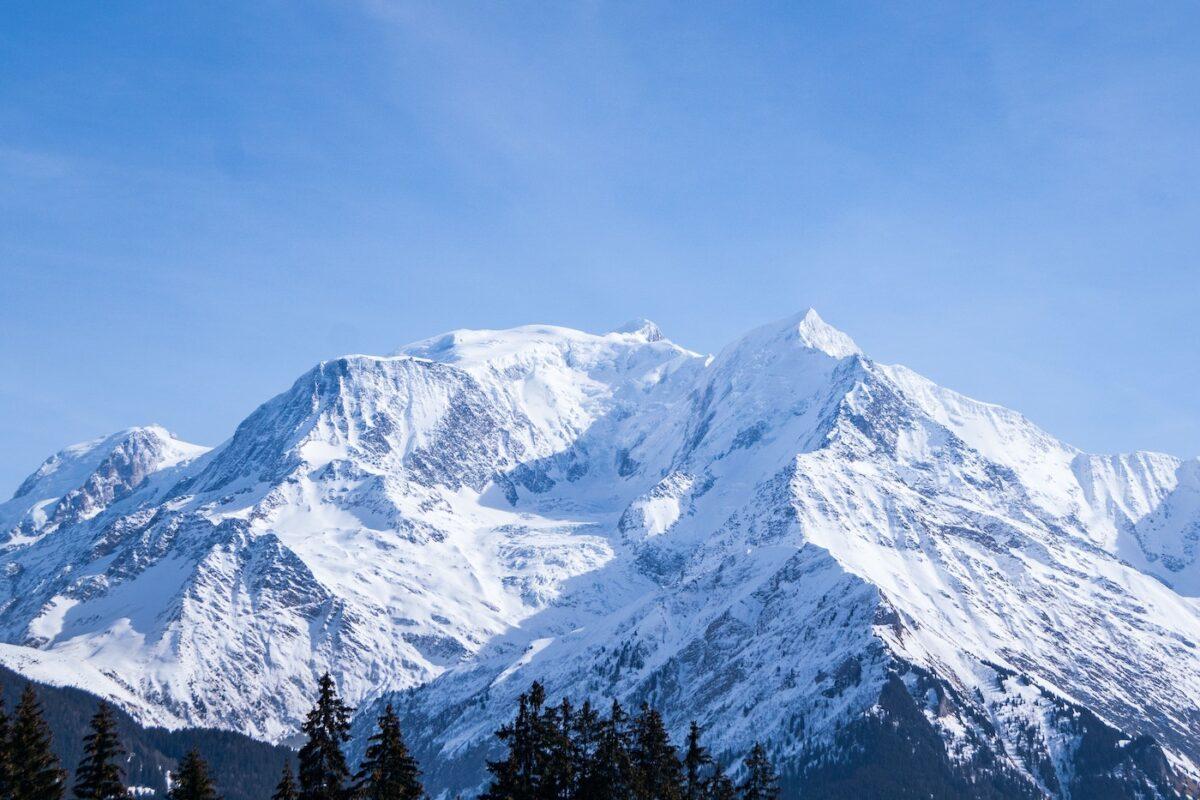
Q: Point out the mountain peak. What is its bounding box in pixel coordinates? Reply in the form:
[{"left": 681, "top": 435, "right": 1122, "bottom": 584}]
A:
[
  {"left": 726, "top": 309, "right": 862, "bottom": 363},
  {"left": 612, "top": 318, "right": 665, "bottom": 342},
  {"left": 794, "top": 308, "right": 862, "bottom": 358},
  {"left": 9, "top": 425, "right": 204, "bottom": 503},
  {"left": 5, "top": 311, "right": 1200, "bottom": 800}
]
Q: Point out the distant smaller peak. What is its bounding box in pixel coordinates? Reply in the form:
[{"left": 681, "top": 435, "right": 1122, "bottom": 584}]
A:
[
  {"left": 114, "top": 425, "right": 209, "bottom": 457},
  {"left": 123, "top": 424, "right": 172, "bottom": 440},
  {"left": 794, "top": 309, "right": 862, "bottom": 358},
  {"left": 60, "top": 425, "right": 169, "bottom": 458},
  {"left": 612, "top": 318, "right": 665, "bottom": 342},
  {"left": 10, "top": 425, "right": 206, "bottom": 502}
]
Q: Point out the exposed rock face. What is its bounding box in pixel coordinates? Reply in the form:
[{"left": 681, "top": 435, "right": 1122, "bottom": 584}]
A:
[{"left": 1, "top": 312, "right": 1198, "bottom": 798}]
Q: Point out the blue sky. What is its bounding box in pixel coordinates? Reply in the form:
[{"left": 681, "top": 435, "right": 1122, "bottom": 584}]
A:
[{"left": 1, "top": 2, "right": 1198, "bottom": 493}]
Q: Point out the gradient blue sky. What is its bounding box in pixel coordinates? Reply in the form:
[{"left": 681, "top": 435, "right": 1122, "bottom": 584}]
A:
[{"left": 2, "top": 2, "right": 1198, "bottom": 493}]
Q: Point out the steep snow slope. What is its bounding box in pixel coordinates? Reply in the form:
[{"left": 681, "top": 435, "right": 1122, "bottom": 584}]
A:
[
  {"left": 0, "top": 324, "right": 700, "bottom": 741},
  {"left": 1, "top": 311, "right": 1198, "bottom": 798},
  {"left": 368, "top": 313, "right": 1200, "bottom": 796}
]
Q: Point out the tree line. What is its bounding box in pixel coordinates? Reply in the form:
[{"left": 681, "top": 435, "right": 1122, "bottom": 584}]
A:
[
  {"left": 0, "top": 675, "right": 781, "bottom": 800},
  {"left": 0, "top": 675, "right": 414, "bottom": 800},
  {"left": 277, "top": 676, "right": 780, "bottom": 800},
  {"left": 0, "top": 682, "right": 219, "bottom": 799},
  {"left": 479, "top": 680, "right": 779, "bottom": 800}
]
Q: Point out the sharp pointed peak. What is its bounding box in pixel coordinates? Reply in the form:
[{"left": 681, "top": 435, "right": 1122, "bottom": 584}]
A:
[
  {"left": 733, "top": 309, "right": 861, "bottom": 359},
  {"left": 611, "top": 318, "right": 665, "bottom": 342},
  {"left": 791, "top": 308, "right": 862, "bottom": 358}
]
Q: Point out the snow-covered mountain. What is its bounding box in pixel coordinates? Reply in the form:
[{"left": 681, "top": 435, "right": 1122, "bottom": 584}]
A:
[{"left": 2, "top": 311, "right": 1198, "bottom": 797}]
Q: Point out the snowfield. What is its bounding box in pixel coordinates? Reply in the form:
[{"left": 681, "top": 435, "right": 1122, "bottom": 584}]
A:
[{"left": 1, "top": 310, "right": 1198, "bottom": 797}]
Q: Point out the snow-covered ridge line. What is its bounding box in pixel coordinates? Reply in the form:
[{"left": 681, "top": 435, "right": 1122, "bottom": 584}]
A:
[{"left": 0, "top": 309, "right": 1197, "bottom": 798}]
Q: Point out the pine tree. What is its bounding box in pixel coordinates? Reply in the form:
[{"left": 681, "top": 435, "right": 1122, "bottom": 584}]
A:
[
  {"left": 73, "top": 701, "right": 126, "bottom": 800},
  {"left": 525, "top": 682, "right": 551, "bottom": 799},
  {"left": 169, "top": 749, "right": 220, "bottom": 800},
  {"left": 570, "top": 699, "right": 602, "bottom": 788},
  {"left": 483, "top": 682, "right": 591, "bottom": 800},
  {"left": 576, "top": 700, "right": 635, "bottom": 800},
  {"left": 479, "top": 689, "right": 779, "bottom": 800},
  {"left": 298, "top": 673, "right": 354, "bottom": 800},
  {"left": 630, "top": 704, "right": 683, "bottom": 800},
  {"left": 353, "top": 704, "right": 423, "bottom": 800},
  {"left": 683, "top": 722, "right": 712, "bottom": 800},
  {"left": 8, "top": 684, "right": 65, "bottom": 800},
  {"left": 0, "top": 693, "right": 12, "bottom": 800},
  {"left": 737, "top": 743, "right": 779, "bottom": 800},
  {"left": 272, "top": 761, "right": 298, "bottom": 800},
  {"left": 540, "top": 696, "right": 579, "bottom": 800},
  {"left": 481, "top": 687, "right": 538, "bottom": 800},
  {"left": 706, "top": 762, "right": 736, "bottom": 800}
]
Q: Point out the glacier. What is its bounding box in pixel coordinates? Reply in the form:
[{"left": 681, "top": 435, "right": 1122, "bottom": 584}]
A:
[{"left": 1, "top": 310, "right": 1198, "bottom": 797}]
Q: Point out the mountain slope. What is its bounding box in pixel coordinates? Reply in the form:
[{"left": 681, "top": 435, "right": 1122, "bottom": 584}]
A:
[{"left": 1, "top": 311, "right": 1198, "bottom": 798}]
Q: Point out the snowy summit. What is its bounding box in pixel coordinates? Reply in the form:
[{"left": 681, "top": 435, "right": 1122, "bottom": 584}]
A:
[{"left": 0, "top": 311, "right": 1197, "bottom": 798}]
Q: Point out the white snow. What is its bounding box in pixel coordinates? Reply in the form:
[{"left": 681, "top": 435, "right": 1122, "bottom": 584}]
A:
[
  {"left": 0, "top": 309, "right": 1196, "bottom": 796},
  {"left": 795, "top": 308, "right": 862, "bottom": 358},
  {"left": 0, "top": 641, "right": 185, "bottom": 726},
  {"left": 491, "top": 637, "right": 554, "bottom": 687}
]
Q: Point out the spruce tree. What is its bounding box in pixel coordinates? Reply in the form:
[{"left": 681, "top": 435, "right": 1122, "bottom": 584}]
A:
[
  {"left": 570, "top": 699, "right": 602, "bottom": 788},
  {"left": 169, "top": 749, "right": 220, "bottom": 800},
  {"left": 577, "top": 700, "right": 635, "bottom": 800},
  {"left": 683, "top": 722, "right": 712, "bottom": 800},
  {"left": 630, "top": 704, "right": 683, "bottom": 800},
  {"left": 524, "top": 682, "right": 550, "bottom": 798},
  {"left": 537, "top": 696, "right": 575, "bottom": 800},
  {"left": 272, "top": 761, "right": 298, "bottom": 800},
  {"left": 483, "top": 682, "right": 589, "bottom": 800},
  {"left": 10, "top": 684, "right": 65, "bottom": 800},
  {"left": 73, "top": 701, "right": 125, "bottom": 800},
  {"left": 482, "top": 688, "right": 537, "bottom": 800},
  {"left": 737, "top": 743, "right": 779, "bottom": 800},
  {"left": 0, "top": 693, "right": 12, "bottom": 799},
  {"left": 298, "top": 673, "right": 354, "bottom": 800},
  {"left": 354, "top": 704, "right": 423, "bottom": 800},
  {"left": 706, "top": 762, "right": 736, "bottom": 800}
]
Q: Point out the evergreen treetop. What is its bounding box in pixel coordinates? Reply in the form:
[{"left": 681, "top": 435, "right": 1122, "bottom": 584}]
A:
[
  {"left": 707, "top": 761, "right": 737, "bottom": 800},
  {"left": 10, "top": 683, "right": 64, "bottom": 800},
  {"left": 272, "top": 761, "right": 298, "bottom": 800},
  {"left": 481, "top": 688, "right": 537, "bottom": 800},
  {"left": 0, "top": 692, "right": 12, "bottom": 799},
  {"left": 73, "top": 701, "right": 126, "bottom": 800},
  {"left": 739, "top": 742, "right": 780, "bottom": 800},
  {"left": 577, "top": 699, "right": 636, "bottom": 800},
  {"left": 630, "top": 704, "right": 683, "bottom": 800},
  {"left": 354, "top": 703, "right": 424, "bottom": 800},
  {"left": 169, "top": 748, "right": 221, "bottom": 800},
  {"left": 683, "top": 721, "right": 712, "bottom": 800},
  {"left": 297, "top": 672, "right": 354, "bottom": 800}
]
